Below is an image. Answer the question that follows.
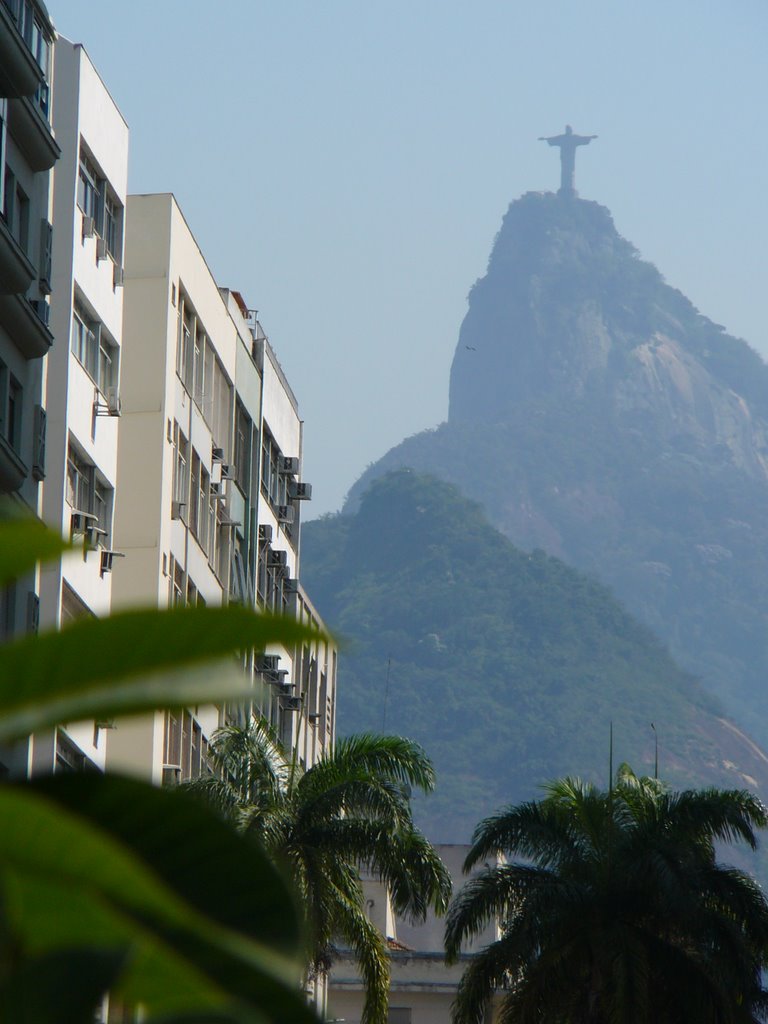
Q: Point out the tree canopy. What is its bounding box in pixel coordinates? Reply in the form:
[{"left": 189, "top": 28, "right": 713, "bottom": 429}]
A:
[{"left": 446, "top": 765, "right": 768, "bottom": 1024}]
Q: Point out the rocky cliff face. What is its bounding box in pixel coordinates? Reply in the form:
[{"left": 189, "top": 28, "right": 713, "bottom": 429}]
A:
[
  {"left": 347, "top": 191, "right": 768, "bottom": 744},
  {"left": 449, "top": 192, "right": 768, "bottom": 480}
]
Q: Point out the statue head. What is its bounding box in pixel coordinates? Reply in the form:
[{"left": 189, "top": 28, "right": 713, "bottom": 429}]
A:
[{"left": 565, "top": 124, "right": 573, "bottom": 134}]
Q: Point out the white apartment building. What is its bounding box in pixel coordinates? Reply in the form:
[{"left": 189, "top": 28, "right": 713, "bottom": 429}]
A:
[
  {"left": 107, "top": 193, "right": 335, "bottom": 784},
  {"left": 328, "top": 845, "right": 502, "bottom": 1024},
  {"left": 32, "top": 39, "right": 128, "bottom": 775},
  {"left": 0, "top": 0, "right": 57, "bottom": 642}
]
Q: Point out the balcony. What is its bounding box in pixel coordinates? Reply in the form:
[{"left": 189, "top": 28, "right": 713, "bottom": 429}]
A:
[
  {"left": 8, "top": 94, "right": 59, "bottom": 171},
  {"left": 0, "top": 214, "right": 35, "bottom": 295},
  {"left": 0, "top": 1, "right": 43, "bottom": 99},
  {"left": 0, "top": 292, "right": 52, "bottom": 359}
]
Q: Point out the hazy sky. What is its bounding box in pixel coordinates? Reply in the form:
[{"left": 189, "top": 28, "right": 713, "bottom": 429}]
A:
[{"left": 53, "top": 2, "right": 768, "bottom": 516}]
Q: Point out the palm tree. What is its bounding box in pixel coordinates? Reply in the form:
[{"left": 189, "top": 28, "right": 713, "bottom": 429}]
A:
[
  {"left": 185, "top": 720, "right": 452, "bottom": 1024},
  {"left": 445, "top": 764, "right": 768, "bottom": 1024}
]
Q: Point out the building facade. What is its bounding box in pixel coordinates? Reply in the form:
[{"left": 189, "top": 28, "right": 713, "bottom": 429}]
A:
[
  {"left": 32, "top": 37, "right": 128, "bottom": 774},
  {"left": 0, "top": 0, "right": 58, "bottom": 643},
  {"left": 106, "top": 192, "right": 336, "bottom": 785}
]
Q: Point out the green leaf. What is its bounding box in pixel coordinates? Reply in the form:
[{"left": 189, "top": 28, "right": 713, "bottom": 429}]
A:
[
  {"left": 0, "top": 606, "right": 324, "bottom": 743},
  {"left": 0, "top": 948, "right": 126, "bottom": 1024},
  {"left": 0, "top": 775, "right": 316, "bottom": 1022},
  {"left": 0, "top": 515, "right": 70, "bottom": 586}
]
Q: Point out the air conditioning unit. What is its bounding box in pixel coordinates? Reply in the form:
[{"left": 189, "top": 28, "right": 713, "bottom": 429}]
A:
[
  {"left": 82, "top": 215, "right": 95, "bottom": 238},
  {"left": 71, "top": 509, "right": 97, "bottom": 535},
  {"left": 282, "top": 696, "right": 303, "bottom": 712},
  {"left": 105, "top": 385, "right": 121, "bottom": 416},
  {"left": 100, "top": 549, "right": 125, "bottom": 577},
  {"left": 260, "top": 654, "right": 281, "bottom": 673},
  {"left": 113, "top": 265, "right": 124, "bottom": 287},
  {"left": 84, "top": 523, "right": 108, "bottom": 550},
  {"left": 96, "top": 237, "right": 108, "bottom": 261},
  {"left": 220, "top": 464, "right": 235, "bottom": 480},
  {"left": 162, "top": 764, "right": 181, "bottom": 787},
  {"left": 279, "top": 456, "right": 300, "bottom": 475},
  {"left": 210, "top": 482, "right": 222, "bottom": 498},
  {"left": 284, "top": 577, "right": 299, "bottom": 594},
  {"left": 258, "top": 524, "right": 273, "bottom": 542},
  {"left": 289, "top": 481, "right": 312, "bottom": 501},
  {"left": 211, "top": 446, "right": 224, "bottom": 463},
  {"left": 171, "top": 500, "right": 186, "bottom": 520},
  {"left": 276, "top": 504, "right": 295, "bottom": 524},
  {"left": 30, "top": 298, "right": 50, "bottom": 326},
  {"left": 268, "top": 549, "right": 288, "bottom": 568}
]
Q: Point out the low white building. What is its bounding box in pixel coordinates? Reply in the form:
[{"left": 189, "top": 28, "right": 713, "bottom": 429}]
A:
[{"left": 328, "top": 845, "right": 502, "bottom": 1024}]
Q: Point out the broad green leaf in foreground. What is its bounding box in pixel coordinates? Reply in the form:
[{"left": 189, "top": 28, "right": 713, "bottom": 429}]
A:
[
  {"left": 0, "top": 516, "right": 70, "bottom": 587},
  {"left": 0, "top": 948, "right": 126, "bottom": 1024},
  {"left": 0, "top": 774, "right": 319, "bottom": 1023},
  {"left": 0, "top": 606, "right": 324, "bottom": 743}
]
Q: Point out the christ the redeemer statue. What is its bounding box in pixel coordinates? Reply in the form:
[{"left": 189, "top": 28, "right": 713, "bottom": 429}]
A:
[{"left": 539, "top": 125, "right": 597, "bottom": 197}]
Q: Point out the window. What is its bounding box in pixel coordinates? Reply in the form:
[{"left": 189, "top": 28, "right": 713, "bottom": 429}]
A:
[
  {"left": 207, "top": 486, "right": 217, "bottom": 569},
  {"left": 1, "top": 165, "right": 12, "bottom": 225},
  {"left": 215, "top": 503, "right": 230, "bottom": 583},
  {"left": 0, "top": 365, "right": 22, "bottom": 453},
  {"left": 261, "top": 428, "right": 289, "bottom": 507},
  {"left": 168, "top": 555, "right": 185, "bottom": 606},
  {"left": 98, "top": 333, "right": 117, "bottom": 393},
  {"left": 211, "top": 355, "right": 232, "bottom": 457},
  {"left": 104, "top": 192, "right": 122, "bottom": 261},
  {"left": 176, "top": 301, "right": 191, "bottom": 381},
  {"left": 163, "top": 709, "right": 208, "bottom": 781},
  {"left": 257, "top": 537, "right": 268, "bottom": 607},
  {"left": 199, "top": 464, "right": 210, "bottom": 553},
  {"left": 388, "top": 1010, "right": 412, "bottom": 1024},
  {"left": 0, "top": 102, "right": 6, "bottom": 215},
  {"left": 72, "top": 303, "right": 98, "bottom": 379},
  {"left": 193, "top": 327, "right": 205, "bottom": 405},
  {"left": 77, "top": 151, "right": 102, "bottom": 228},
  {"left": 66, "top": 447, "right": 91, "bottom": 512},
  {"left": 13, "top": 184, "right": 29, "bottom": 251},
  {"left": 172, "top": 424, "right": 189, "bottom": 510},
  {"left": 72, "top": 301, "right": 118, "bottom": 394},
  {"left": 234, "top": 401, "right": 251, "bottom": 494},
  {"left": 189, "top": 450, "right": 200, "bottom": 537},
  {"left": 5, "top": 376, "right": 20, "bottom": 451},
  {"left": 66, "top": 444, "right": 112, "bottom": 544},
  {"left": 55, "top": 731, "right": 96, "bottom": 774}
]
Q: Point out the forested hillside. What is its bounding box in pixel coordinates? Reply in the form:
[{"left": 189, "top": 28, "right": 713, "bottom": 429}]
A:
[{"left": 303, "top": 471, "right": 768, "bottom": 841}]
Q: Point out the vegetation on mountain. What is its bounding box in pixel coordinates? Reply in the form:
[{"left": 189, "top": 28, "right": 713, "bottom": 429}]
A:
[
  {"left": 302, "top": 470, "right": 764, "bottom": 842},
  {"left": 184, "top": 721, "right": 452, "bottom": 1024},
  {"left": 346, "top": 191, "right": 768, "bottom": 747},
  {"left": 446, "top": 765, "right": 768, "bottom": 1024},
  {"left": 0, "top": 514, "right": 320, "bottom": 1024}
]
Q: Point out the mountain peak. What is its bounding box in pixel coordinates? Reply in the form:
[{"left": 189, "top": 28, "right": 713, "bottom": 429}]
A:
[{"left": 448, "top": 192, "right": 768, "bottom": 468}]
